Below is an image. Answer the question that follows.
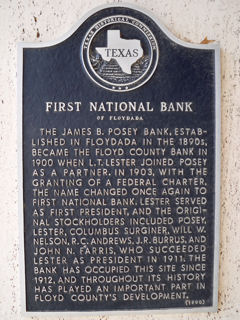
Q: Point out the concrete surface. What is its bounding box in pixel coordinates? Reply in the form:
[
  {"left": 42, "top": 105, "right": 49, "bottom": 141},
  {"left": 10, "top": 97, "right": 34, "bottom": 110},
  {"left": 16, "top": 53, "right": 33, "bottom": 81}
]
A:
[{"left": 0, "top": 0, "right": 239, "bottom": 319}]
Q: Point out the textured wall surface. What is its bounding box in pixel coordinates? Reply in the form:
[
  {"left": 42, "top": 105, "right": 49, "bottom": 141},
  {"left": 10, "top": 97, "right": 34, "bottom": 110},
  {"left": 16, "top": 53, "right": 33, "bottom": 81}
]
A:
[{"left": 0, "top": 0, "right": 239, "bottom": 319}]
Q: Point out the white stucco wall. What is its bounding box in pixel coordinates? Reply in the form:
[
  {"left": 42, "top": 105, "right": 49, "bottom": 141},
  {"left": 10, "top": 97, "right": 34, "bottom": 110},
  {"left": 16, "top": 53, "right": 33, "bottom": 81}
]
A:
[{"left": 0, "top": 0, "right": 239, "bottom": 319}]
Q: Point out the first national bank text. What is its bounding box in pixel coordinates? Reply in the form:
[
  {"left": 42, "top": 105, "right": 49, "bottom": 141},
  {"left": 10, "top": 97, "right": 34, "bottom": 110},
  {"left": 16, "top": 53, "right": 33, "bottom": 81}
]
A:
[{"left": 45, "top": 101, "right": 194, "bottom": 113}]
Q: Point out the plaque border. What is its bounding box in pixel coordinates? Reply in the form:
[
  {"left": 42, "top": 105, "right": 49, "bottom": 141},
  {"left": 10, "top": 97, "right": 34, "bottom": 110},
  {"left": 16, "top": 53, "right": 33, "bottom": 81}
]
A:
[{"left": 17, "top": 3, "right": 221, "bottom": 316}]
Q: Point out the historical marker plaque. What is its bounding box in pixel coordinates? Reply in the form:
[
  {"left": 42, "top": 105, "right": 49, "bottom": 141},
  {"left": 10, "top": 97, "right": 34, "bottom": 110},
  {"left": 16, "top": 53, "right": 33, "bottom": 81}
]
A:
[{"left": 18, "top": 4, "right": 220, "bottom": 315}]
